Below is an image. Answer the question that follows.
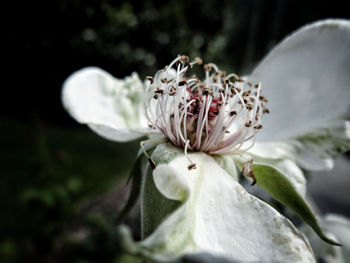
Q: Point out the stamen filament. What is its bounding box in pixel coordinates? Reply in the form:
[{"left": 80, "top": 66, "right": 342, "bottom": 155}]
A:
[{"left": 144, "top": 55, "right": 268, "bottom": 157}]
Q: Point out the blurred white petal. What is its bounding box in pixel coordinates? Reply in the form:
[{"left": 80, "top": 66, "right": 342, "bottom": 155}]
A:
[
  {"left": 140, "top": 144, "right": 315, "bottom": 262},
  {"left": 250, "top": 118, "right": 350, "bottom": 173},
  {"left": 287, "top": 119, "right": 350, "bottom": 171},
  {"left": 62, "top": 67, "right": 151, "bottom": 141},
  {"left": 250, "top": 19, "right": 350, "bottom": 142}
]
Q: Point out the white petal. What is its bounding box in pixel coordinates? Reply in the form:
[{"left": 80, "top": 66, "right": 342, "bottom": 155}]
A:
[
  {"left": 287, "top": 119, "right": 350, "bottom": 171},
  {"left": 250, "top": 19, "right": 350, "bottom": 142},
  {"left": 250, "top": 118, "right": 350, "bottom": 172},
  {"left": 212, "top": 155, "right": 239, "bottom": 181},
  {"left": 62, "top": 67, "right": 152, "bottom": 141},
  {"left": 140, "top": 144, "right": 315, "bottom": 262},
  {"left": 248, "top": 141, "right": 295, "bottom": 160}
]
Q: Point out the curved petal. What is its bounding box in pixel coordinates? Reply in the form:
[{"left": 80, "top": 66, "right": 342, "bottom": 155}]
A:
[
  {"left": 139, "top": 144, "right": 315, "bottom": 262},
  {"left": 249, "top": 118, "right": 350, "bottom": 172},
  {"left": 62, "top": 67, "right": 152, "bottom": 141},
  {"left": 250, "top": 19, "right": 350, "bottom": 142},
  {"left": 287, "top": 119, "right": 350, "bottom": 171}
]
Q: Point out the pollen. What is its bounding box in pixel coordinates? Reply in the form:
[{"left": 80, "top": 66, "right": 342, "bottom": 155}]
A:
[{"left": 144, "top": 55, "right": 269, "bottom": 157}]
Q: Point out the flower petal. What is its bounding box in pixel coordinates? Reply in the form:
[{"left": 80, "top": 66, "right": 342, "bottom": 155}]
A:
[
  {"left": 250, "top": 19, "right": 350, "bottom": 142},
  {"left": 286, "top": 119, "right": 350, "bottom": 171},
  {"left": 139, "top": 144, "right": 315, "bottom": 262},
  {"left": 62, "top": 67, "right": 152, "bottom": 141},
  {"left": 250, "top": 118, "right": 350, "bottom": 171}
]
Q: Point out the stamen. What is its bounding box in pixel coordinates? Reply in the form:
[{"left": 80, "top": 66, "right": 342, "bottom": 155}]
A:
[
  {"left": 188, "top": 163, "right": 197, "bottom": 170},
  {"left": 146, "top": 76, "right": 154, "bottom": 84},
  {"left": 179, "top": 80, "right": 187, "bottom": 86},
  {"left": 194, "top": 57, "right": 203, "bottom": 65},
  {"left": 144, "top": 55, "right": 268, "bottom": 157},
  {"left": 140, "top": 139, "right": 167, "bottom": 169},
  {"left": 229, "top": 110, "right": 237, "bottom": 117},
  {"left": 185, "top": 140, "right": 196, "bottom": 170}
]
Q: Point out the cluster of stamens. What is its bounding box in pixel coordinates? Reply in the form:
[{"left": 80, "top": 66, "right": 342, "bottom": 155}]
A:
[{"left": 144, "top": 55, "right": 269, "bottom": 169}]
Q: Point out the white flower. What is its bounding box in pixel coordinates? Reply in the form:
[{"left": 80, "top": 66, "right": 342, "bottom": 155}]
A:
[{"left": 62, "top": 19, "right": 350, "bottom": 263}]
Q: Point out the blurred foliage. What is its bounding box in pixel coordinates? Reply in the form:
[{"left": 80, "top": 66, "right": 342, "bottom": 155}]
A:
[
  {"left": 0, "top": 118, "right": 140, "bottom": 262},
  {"left": 6, "top": 0, "right": 350, "bottom": 123}
]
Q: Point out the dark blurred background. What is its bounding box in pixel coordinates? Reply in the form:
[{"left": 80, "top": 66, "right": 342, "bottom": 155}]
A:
[{"left": 1, "top": 0, "right": 349, "bottom": 262}]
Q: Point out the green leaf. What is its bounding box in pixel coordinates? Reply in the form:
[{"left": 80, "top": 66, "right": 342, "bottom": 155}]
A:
[
  {"left": 253, "top": 164, "right": 341, "bottom": 246},
  {"left": 115, "top": 155, "right": 144, "bottom": 224}
]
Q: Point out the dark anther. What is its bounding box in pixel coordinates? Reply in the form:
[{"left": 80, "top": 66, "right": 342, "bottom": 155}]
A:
[
  {"left": 146, "top": 76, "right": 154, "bottom": 84},
  {"left": 249, "top": 171, "right": 257, "bottom": 186},
  {"left": 154, "top": 88, "right": 164, "bottom": 94},
  {"left": 203, "top": 88, "right": 212, "bottom": 96},
  {"left": 179, "top": 80, "right": 187, "bottom": 86},
  {"left": 242, "top": 91, "right": 251, "bottom": 97},
  {"left": 259, "top": 95, "right": 268, "bottom": 102},
  {"left": 188, "top": 163, "right": 197, "bottom": 170},
  {"left": 245, "top": 121, "right": 252, "bottom": 127},
  {"left": 229, "top": 110, "right": 237, "bottom": 117},
  {"left": 246, "top": 104, "right": 253, "bottom": 110}
]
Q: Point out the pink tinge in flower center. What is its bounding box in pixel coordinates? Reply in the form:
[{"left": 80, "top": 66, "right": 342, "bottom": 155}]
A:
[{"left": 144, "top": 55, "right": 269, "bottom": 156}]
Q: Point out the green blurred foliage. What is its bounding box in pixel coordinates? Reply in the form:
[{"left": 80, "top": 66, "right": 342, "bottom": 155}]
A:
[
  {"left": 0, "top": 118, "right": 140, "bottom": 262},
  {"left": 63, "top": 0, "right": 236, "bottom": 75}
]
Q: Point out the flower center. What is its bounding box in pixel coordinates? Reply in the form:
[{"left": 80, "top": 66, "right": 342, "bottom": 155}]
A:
[{"left": 145, "top": 55, "right": 269, "bottom": 157}]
